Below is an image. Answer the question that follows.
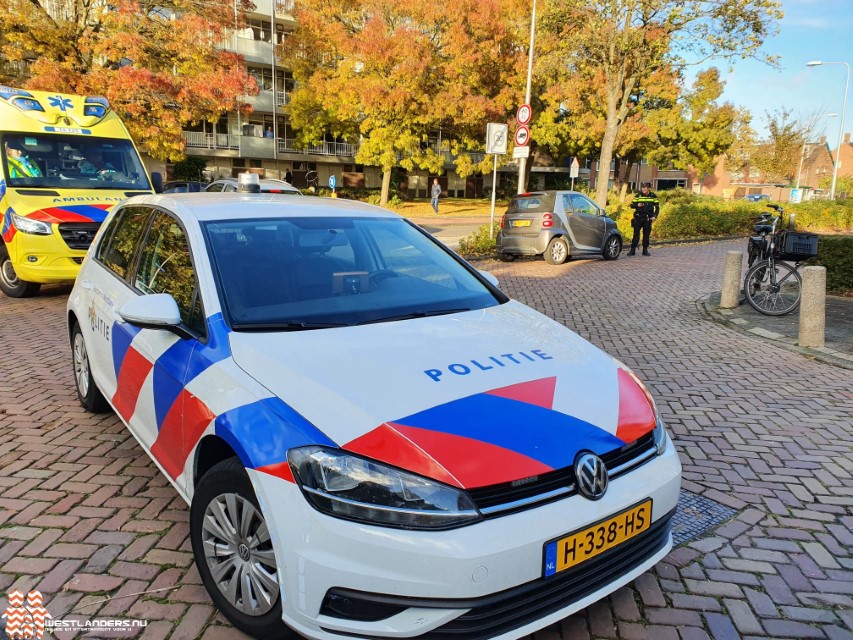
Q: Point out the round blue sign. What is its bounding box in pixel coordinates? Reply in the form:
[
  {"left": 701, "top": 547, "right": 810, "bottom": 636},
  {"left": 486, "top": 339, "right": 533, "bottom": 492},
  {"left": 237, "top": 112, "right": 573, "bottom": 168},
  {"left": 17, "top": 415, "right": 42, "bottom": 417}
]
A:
[{"left": 328, "top": 175, "right": 337, "bottom": 189}]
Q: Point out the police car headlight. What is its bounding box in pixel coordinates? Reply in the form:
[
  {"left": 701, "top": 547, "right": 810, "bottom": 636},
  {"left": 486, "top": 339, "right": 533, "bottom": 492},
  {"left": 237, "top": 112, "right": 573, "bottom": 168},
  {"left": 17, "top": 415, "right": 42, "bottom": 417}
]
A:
[
  {"left": 288, "top": 446, "right": 481, "bottom": 530},
  {"left": 653, "top": 415, "right": 668, "bottom": 455},
  {"left": 11, "top": 213, "right": 52, "bottom": 235}
]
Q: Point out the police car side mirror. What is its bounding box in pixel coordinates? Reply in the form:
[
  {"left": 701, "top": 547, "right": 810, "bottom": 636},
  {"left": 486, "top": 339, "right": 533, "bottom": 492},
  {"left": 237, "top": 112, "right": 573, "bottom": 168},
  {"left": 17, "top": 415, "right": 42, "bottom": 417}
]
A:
[
  {"left": 479, "top": 270, "right": 499, "bottom": 288},
  {"left": 118, "top": 294, "right": 192, "bottom": 339}
]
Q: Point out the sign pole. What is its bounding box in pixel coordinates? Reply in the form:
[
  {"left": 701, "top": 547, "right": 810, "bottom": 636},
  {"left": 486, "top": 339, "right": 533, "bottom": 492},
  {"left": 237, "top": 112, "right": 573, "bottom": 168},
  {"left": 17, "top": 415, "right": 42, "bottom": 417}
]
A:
[
  {"left": 489, "top": 154, "right": 498, "bottom": 239},
  {"left": 571, "top": 176, "right": 575, "bottom": 191},
  {"left": 516, "top": 0, "right": 537, "bottom": 195}
]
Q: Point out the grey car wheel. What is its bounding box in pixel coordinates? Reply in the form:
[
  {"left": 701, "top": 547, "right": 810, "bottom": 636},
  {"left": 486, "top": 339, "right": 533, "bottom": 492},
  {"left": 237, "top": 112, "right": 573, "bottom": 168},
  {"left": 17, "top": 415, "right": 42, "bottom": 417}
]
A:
[
  {"left": 602, "top": 236, "right": 622, "bottom": 260},
  {"left": 544, "top": 237, "right": 569, "bottom": 265}
]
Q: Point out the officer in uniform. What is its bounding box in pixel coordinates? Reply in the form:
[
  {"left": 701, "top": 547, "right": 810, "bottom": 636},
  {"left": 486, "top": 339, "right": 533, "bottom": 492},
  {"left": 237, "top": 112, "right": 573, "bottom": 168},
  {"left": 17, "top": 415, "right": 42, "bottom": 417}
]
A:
[{"left": 628, "top": 181, "right": 659, "bottom": 256}]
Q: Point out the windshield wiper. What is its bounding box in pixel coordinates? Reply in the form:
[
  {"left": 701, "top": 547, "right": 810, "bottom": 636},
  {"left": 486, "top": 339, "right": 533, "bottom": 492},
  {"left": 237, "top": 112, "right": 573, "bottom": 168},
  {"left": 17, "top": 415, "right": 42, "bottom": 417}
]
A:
[
  {"left": 231, "top": 320, "right": 350, "bottom": 331},
  {"left": 357, "top": 308, "right": 472, "bottom": 325}
]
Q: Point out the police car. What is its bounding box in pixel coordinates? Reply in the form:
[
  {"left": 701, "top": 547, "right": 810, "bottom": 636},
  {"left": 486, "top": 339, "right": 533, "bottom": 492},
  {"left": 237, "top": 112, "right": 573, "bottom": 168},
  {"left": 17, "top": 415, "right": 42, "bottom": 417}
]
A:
[{"left": 67, "top": 181, "right": 681, "bottom": 640}]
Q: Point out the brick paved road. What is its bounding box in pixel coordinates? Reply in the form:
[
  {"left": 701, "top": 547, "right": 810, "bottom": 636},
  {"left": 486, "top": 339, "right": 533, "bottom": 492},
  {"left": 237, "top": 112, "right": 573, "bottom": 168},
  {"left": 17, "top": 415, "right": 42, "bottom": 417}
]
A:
[{"left": 0, "top": 240, "right": 851, "bottom": 639}]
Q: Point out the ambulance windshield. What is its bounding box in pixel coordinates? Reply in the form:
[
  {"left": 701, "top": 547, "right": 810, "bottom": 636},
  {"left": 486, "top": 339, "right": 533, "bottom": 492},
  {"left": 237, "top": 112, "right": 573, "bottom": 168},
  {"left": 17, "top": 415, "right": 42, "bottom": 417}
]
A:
[{"left": 2, "top": 133, "right": 151, "bottom": 191}]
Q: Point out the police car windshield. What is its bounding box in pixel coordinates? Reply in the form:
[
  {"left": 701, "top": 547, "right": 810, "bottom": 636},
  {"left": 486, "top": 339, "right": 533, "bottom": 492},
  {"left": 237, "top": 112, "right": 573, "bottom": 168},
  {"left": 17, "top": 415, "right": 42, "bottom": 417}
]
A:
[
  {"left": 204, "top": 217, "right": 503, "bottom": 329},
  {"left": 2, "top": 133, "right": 151, "bottom": 190}
]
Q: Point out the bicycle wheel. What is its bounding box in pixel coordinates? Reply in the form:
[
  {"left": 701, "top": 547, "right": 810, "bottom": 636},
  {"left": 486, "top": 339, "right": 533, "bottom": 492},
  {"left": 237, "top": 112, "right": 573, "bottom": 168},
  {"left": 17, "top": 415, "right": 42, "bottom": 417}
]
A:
[{"left": 743, "top": 259, "right": 802, "bottom": 316}]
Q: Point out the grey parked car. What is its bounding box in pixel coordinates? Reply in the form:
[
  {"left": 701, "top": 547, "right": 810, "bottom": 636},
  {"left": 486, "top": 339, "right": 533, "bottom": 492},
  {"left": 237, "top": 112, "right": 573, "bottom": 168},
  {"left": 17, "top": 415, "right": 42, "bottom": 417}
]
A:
[{"left": 497, "top": 191, "right": 623, "bottom": 264}]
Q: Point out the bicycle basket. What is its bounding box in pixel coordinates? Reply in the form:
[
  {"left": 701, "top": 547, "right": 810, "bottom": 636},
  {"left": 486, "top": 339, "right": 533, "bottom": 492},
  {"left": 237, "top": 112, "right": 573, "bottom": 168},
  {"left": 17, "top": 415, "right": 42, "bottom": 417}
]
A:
[{"left": 775, "top": 231, "right": 818, "bottom": 261}]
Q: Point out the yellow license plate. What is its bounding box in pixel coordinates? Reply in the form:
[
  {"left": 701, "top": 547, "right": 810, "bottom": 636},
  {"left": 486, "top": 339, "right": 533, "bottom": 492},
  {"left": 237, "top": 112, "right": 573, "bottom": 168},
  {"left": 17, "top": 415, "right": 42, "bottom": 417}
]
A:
[
  {"left": 544, "top": 499, "right": 652, "bottom": 577},
  {"left": 511, "top": 219, "right": 531, "bottom": 227}
]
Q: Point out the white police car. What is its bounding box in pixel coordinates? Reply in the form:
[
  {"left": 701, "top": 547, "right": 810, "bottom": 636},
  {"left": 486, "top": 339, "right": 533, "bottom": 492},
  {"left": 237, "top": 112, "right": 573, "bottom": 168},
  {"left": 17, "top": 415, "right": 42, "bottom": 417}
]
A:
[{"left": 67, "top": 188, "right": 681, "bottom": 640}]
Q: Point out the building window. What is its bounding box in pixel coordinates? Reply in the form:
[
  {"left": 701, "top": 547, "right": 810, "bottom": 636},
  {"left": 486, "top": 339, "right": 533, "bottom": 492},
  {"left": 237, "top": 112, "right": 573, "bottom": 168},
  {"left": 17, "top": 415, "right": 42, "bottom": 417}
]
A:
[
  {"left": 233, "top": 158, "right": 246, "bottom": 168},
  {"left": 249, "top": 19, "right": 272, "bottom": 42}
]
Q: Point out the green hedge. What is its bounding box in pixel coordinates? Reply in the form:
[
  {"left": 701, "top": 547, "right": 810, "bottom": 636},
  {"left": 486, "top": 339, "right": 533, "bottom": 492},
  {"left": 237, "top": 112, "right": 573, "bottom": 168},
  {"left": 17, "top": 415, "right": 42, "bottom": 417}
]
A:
[
  {"left": 805, "top": 236, "right": 853, "bottom": 295},
  {"left": 609, "top": 198, "right": 853, "bottom": 241}
]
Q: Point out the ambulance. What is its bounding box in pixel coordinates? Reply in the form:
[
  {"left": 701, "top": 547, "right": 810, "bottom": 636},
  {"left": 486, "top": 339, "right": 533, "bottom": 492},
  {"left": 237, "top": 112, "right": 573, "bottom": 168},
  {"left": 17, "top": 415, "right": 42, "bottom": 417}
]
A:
[{"left": 0, "top": 86, "right": 161, "bottom": 297}]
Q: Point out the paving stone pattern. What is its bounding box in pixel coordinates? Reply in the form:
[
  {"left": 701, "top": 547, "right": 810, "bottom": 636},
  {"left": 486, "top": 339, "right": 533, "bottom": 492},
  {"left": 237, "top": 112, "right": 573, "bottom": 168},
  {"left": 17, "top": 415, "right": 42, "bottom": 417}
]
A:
[{"left": 0, "top": 239, "right": 851, "bottom": 639}]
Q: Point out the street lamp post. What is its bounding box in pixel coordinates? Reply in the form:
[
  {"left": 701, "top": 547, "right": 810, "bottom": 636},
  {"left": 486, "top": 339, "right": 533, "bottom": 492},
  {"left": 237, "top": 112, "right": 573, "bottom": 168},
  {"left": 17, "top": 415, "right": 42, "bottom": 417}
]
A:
[
  {"left": 807, "top": 60, "right": 850, "bottom": 199},
  {"left": 795, "top": 112, "right": 837, "bottom": 189}
]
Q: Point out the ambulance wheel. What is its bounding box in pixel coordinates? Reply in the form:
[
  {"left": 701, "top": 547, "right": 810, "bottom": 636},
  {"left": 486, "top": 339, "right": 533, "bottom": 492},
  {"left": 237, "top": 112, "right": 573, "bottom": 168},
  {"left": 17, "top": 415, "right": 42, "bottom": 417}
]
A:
[
  {"left": 191, "top": 458, "right": 293, "bottom": 639},
  {"left": 0, "top": 245, "right": 41, "bottom": 298},
  {"left": 71, "top": 323, "right": 110, "bottom": 413}
]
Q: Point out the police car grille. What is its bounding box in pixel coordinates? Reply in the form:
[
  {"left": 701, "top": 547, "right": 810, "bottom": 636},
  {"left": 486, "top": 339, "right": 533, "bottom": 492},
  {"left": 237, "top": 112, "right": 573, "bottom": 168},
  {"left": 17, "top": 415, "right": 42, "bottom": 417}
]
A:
[
  {"left": 468, "top": 432, "right": 657, "bottom": 518},
  {"left": 58, "top": 223, "right": 101, "bottom": 250}
]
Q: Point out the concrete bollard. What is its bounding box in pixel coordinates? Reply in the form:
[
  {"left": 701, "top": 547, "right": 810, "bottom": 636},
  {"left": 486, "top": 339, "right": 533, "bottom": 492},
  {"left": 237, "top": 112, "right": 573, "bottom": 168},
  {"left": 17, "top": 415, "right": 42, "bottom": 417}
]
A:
[
  {"left": 720, "top": 251, "right": 743, "bottom": 309},
  {"left": 799, "top": 266, "right": 826, "bottom": 348}
]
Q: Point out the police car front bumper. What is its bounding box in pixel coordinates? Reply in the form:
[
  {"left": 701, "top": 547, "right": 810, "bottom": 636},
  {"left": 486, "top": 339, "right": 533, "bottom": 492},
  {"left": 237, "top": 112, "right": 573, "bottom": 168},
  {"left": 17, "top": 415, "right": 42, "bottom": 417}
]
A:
[{"left": 248, "top": 435, "right": 681, "bottom": 640}]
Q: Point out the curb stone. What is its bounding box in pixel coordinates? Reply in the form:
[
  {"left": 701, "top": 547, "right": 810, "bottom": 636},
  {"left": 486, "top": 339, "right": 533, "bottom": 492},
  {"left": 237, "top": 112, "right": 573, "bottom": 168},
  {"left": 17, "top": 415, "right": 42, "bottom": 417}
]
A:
[{"left": 697, "top": 291, "right": 853, "bottom": 370}]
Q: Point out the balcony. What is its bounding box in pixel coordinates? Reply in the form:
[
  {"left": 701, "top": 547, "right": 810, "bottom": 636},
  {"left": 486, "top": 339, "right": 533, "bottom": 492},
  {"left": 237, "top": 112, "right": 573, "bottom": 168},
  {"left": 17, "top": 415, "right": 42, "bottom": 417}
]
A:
[
  {"left": 183, "top": 131, "right": 240, "bottom": 150},
  {"left": 278, "top": 139, "right": 359, "bottom": 157},
  {"left": 221, "top": 33, "right": 273, "bottom": 64},
  {"left": 275, "top": 90, "right": 291, "bottom": 107}
]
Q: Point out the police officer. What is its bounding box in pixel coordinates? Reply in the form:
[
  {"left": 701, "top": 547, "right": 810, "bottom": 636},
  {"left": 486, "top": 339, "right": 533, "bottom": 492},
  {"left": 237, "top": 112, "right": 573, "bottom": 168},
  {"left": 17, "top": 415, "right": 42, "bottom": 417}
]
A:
[{"left": 628, "top": 182, "right": 659, "bottom": 256}]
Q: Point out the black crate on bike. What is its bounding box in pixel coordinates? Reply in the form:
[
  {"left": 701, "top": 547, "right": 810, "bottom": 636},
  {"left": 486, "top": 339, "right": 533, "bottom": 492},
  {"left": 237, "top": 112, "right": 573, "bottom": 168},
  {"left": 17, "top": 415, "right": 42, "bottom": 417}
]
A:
[{"left": 776, "top": 232, "right": 818, "bottom": 261}]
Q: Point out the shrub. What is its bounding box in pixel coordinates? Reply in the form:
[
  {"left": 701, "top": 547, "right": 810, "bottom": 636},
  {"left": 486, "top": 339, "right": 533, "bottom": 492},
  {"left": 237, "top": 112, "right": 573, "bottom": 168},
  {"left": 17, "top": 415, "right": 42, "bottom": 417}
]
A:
[
  {"left": 458, "top": 222, "right": 500, "bottom": 256},
  {"left": 610, "top": 198, "right": 852, "bottom": 241},
  {"left": 805, "top": 235, "right": 853, "bottom": 295}
]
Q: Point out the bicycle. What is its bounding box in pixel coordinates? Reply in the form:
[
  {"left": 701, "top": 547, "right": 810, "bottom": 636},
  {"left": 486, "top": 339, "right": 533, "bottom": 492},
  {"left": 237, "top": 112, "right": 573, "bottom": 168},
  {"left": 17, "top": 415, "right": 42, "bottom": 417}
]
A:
[{"left": 742, "top": 204, "right": 817, "bottom": 316}]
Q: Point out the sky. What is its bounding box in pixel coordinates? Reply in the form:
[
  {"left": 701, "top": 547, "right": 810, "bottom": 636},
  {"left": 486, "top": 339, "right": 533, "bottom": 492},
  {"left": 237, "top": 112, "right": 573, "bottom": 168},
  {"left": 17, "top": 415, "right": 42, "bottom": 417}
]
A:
[{"left": 707, "top": 0, "right": 852, "bottom": 147}]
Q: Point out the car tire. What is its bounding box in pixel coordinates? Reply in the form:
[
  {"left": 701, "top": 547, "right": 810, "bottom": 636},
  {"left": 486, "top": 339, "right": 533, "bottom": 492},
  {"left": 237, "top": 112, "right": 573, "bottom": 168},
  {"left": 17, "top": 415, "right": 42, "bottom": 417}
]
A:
[
  {"left": 602, "top": 236, "right": 622, "bottom": 260},
  {"left": 191, "top": 457, "right": 293, "bottom": 640},
  {"left": 543, "top": 237, "right": 569, "bottom": 265},
  {"left": 498, "top": 252, "right": 516, "bottom": 262},
  {"left": 71, "top": 322, "right": 110, "bottom": 413},
  {"left": 0, "top": 244, "right": 41, "bottom": 298}
]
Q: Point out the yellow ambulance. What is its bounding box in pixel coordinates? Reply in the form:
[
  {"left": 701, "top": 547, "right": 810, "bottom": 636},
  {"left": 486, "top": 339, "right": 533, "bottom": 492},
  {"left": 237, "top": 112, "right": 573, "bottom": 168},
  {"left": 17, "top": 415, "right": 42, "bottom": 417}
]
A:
[{"left": 0, "top": 86, "right": 161, "bottom": 297}]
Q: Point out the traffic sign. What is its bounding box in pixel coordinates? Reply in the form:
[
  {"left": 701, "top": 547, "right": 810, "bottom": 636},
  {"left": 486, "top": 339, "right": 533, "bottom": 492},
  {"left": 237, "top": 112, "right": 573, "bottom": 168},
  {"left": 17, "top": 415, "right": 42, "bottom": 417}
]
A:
[
  {"left": 570, "top": 157, "right": 580, "bottom": 179},
  {"left": 328, "top": 175, "right": 336, "bottom": 190},
  {"left": 512, "top": 146, "right": 530, "bottom": 159},
  {"left": 486, "top": 123, "right": 508, "bottom": 155},
  {"left": 514, "top": 126, "right": 530, "bottom": 147},
  {"left": 517, "top": 104, "right": 532, "bottom": 126}
]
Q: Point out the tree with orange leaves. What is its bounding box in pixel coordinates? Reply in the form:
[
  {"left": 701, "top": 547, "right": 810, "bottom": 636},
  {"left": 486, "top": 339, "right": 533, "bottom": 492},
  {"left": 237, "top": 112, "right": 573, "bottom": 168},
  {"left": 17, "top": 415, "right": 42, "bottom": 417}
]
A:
[
  {"left": 283, "top": 0, "right": 528, "bottom": 205},
  {"left": 0, "top": 0, "right": 258, "bottom": 160}
]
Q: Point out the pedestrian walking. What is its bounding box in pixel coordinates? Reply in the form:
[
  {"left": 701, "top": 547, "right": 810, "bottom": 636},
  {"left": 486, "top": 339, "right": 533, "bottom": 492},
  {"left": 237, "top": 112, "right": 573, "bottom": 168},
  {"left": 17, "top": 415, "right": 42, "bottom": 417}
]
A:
[
  {"left": 431, "top": 178, "right": 442, "bottom": 214},
  {"left": 627, "top": 182, "right": 659, "bottom": 256},
  {"left": 284, "top": 169, "right": 293, "bottom": 184}
]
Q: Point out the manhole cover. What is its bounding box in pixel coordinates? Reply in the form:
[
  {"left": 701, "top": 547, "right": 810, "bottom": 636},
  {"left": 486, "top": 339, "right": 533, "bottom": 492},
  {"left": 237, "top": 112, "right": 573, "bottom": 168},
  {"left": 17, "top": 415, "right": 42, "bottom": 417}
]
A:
[{"left": 672, "top": 489, "right": 737, "bottom": 546}]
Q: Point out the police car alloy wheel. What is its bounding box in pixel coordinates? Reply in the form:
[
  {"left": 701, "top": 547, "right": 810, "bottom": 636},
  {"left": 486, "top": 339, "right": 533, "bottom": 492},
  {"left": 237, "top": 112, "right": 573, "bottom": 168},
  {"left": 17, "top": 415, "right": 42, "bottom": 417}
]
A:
[
  {"left": 71, "top": 323, "right": 109, "bottom": 413},
  {"left": 191, "top": 458, "right": 292, "bottom": 639}
]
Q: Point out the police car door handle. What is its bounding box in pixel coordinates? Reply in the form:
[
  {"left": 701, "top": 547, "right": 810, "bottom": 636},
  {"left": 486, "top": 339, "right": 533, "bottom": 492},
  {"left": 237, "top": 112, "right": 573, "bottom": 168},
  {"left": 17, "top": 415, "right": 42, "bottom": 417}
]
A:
[{"left": 80, "top": 279, "right": 93, "bottom": 290}]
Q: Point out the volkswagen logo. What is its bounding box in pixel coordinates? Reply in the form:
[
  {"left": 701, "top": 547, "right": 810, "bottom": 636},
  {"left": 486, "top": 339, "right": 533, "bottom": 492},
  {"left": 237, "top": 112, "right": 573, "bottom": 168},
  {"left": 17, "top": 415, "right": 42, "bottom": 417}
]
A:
[{"left": 575, "top": 452, "right": 608, "bottom": 500}]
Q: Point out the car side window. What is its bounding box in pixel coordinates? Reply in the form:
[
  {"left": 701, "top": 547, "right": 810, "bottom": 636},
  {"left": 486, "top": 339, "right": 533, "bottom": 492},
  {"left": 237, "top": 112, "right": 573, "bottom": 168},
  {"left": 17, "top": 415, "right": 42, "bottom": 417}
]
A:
[
  {"left": 207, "top": 183, "right": 224, "bottom": 192},
  {"left": 569, "top": 194, "right": 598, "bottom": 215},
  {"left": 97, "top": 206, "right": 154, "bottom": 280},
  {"left": 133, "top": 212, "right": 205, "bottom": 335},
  {"left": 562, "top": 194, "right": 572, "bottom": 212}
]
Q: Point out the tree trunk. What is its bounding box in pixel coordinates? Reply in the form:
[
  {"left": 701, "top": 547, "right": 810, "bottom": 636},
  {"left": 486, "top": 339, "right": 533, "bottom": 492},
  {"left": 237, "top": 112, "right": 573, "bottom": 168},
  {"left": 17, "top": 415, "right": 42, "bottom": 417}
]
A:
[
  {"left": 595, "top": 113, "right": 619, "bottom": 208},
  {"left": 619, "top": 158, "right": 634, "bottom": 203},
  {"left": 380, "top": 168, "right": 392, "bottom": 206}
]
